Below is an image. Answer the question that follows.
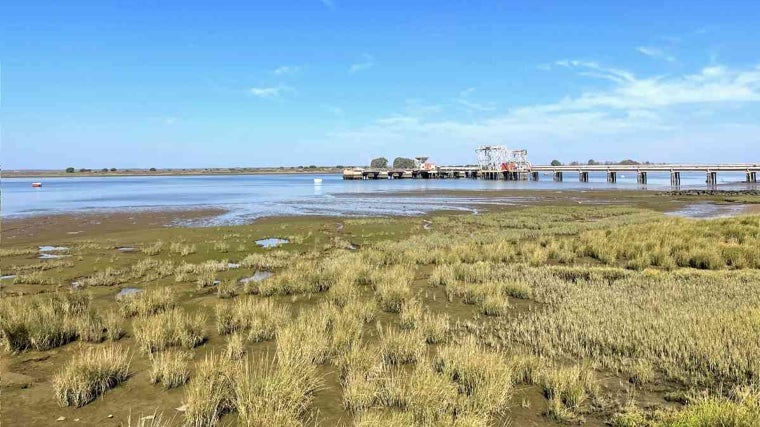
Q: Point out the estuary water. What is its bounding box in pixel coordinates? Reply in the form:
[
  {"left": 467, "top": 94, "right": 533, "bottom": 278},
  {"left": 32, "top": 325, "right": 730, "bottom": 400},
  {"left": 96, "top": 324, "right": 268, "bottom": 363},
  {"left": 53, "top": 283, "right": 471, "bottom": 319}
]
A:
[{"left": 2, "top": 172, "right": 754, "bottom": 224}]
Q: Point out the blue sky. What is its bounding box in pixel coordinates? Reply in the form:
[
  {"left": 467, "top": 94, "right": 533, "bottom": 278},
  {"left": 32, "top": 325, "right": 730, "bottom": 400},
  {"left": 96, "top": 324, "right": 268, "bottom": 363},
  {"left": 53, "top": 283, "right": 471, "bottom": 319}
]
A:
[{"left": 2, "top": 1, "right": 759, "bottom": 168}]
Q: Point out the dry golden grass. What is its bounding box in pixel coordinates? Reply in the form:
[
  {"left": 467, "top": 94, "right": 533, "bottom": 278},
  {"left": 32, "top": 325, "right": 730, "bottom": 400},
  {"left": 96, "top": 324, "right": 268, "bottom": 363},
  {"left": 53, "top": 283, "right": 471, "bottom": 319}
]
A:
[
  {"left": 398, "top": 298, "right": 423, "bottom": 329},
  {"left": 118, "top": 287, "right": 176, "bottom": 318},
  {"left": 141, "top": 241, "right": 164, "bottom": 256},
  {"left": 133, "top": 309, "right": 207, "bottom": 353},
  {"left": 184, "top": 354, "right": 237, "bottom": 426},
  {"left": 378, "top": 327, "right": 424, "bottom": 365},
  {"left": 233, "top": 355, "right": 322, "bottom": 426},
  {"left": 215, "top": 297, "right": 289, "bottom": 342},
  {"left": 12, "top": 271, "right": 60, "bottom": 285},
  {"left": 169, "top": 243, "right": 196, "bottom": 256},
  {"left": 0, "top": 292, "right": 90, "bottom": 351},
  {"left": 505, "top": 268, "right": 760, "bottom": 388},
  {"left": 216, "top": 279, "right": 237, "bottom": 298},
  {"left": 224, "top": 333, "right": 246, "bottom": 360},
  {"left": 53, "top": 345, "right": 131, "bottom": 407},
  {"left": 434, "top": 337, "right": 514, "bottom": 415},
  {"left": 149, "top": 350, "right": 191, "bottom": 389},
  {"left": 419, "top": 312, "right": 450, "bottom": 344}
]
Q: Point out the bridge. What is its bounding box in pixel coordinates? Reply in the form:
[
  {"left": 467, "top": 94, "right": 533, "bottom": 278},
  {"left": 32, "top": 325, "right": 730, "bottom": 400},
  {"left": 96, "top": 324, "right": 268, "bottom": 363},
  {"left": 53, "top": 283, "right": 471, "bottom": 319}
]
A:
[
  {"left": 343, "top": 163, "right": 759, "bottom": 187},
  {"left": 530, "top": 164, "right": 760, "bottom": 185}
]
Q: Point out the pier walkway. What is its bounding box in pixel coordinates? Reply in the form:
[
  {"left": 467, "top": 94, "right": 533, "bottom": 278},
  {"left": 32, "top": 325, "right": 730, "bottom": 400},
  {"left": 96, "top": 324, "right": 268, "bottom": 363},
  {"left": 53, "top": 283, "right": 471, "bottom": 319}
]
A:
[{"left": 344, "top": 164, "right": 759, "bottom": 186}]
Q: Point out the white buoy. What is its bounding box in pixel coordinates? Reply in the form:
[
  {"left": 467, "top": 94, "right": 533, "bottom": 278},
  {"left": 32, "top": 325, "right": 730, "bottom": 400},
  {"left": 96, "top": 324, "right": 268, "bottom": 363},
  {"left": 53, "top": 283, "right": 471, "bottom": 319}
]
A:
[{"left": 313, "top": 178, "right": 323, "bottom": 184}]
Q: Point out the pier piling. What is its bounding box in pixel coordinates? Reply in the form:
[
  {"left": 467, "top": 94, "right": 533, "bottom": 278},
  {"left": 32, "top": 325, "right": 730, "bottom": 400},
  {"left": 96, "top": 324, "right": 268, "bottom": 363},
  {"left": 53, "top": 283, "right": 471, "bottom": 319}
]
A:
[
  {"left": 637, "top": 171, "right": 647, "bottom": 185},
  {"left": 670, "top": 171, "right": 681, "bottom": 187}
]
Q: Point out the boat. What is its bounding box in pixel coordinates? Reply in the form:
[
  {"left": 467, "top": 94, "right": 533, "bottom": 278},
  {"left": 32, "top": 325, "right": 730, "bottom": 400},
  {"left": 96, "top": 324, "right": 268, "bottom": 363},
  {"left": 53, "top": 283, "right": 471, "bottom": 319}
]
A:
[
  {"left": 31, "top": 182, "right": 42, "bottom": 188},
  {"left": 313, "top": 178, "right": 323, "bottom": 184}
]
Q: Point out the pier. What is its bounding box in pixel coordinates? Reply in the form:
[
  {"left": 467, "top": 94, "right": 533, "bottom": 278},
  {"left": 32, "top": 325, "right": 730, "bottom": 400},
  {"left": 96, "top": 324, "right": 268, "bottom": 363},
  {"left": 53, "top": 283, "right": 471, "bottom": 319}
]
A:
[{"left": 344, "top": 163, "right": 760, "bottom": 187}]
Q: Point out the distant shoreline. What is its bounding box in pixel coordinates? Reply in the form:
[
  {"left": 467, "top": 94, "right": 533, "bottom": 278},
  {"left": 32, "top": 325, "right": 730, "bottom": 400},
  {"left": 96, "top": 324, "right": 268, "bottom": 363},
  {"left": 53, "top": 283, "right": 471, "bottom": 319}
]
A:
[{"left": 1, "top": 167, "right": 346, "bottom": 178}]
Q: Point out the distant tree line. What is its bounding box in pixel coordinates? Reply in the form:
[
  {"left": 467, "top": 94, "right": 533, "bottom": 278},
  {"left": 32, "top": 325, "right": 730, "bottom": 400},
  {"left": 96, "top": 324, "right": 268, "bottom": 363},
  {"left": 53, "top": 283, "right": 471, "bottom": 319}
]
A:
[{"left": 369, "top": 157, "right": 417, "bottom": 169}]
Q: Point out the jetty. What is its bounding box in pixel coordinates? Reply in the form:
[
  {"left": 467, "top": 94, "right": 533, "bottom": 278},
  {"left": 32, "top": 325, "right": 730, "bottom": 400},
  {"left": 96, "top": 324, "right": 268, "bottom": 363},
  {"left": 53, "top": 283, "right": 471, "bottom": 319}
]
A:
[{"left": 344, "top": 146, "right": 759, "bottom": 187}]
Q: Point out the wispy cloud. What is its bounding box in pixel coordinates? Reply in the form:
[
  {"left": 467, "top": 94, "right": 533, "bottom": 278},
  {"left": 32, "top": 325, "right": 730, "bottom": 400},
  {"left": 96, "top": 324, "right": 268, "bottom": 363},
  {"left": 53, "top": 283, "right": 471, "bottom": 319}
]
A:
[
  {"left": 636, "top": 46, "right": 676, "bottom": 62},
  {"left": 349, "top": 54, "right": 375, "bottom": 74},
  {"left": 327, "top": 62, "right": 760, "bottom": 163},
  {"left": 248, "top": 85, "right": 294, "bottom": 99},
  {"left": 456, "top": 87, "right": 496, "bottom": 111},
  {"left": 555, "top": 60, "right": 635, "bottom": 83},
  {"left": 273, "top": 65, "right": 301, "bottom": 76},
  {"left": 319, "top": 0, "right": 335, "bottom": 8}
]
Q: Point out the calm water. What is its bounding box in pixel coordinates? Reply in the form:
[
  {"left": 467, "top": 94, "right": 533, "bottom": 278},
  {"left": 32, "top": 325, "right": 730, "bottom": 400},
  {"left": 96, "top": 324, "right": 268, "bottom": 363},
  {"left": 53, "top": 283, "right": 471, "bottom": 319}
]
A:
[{"left": 2, "top": 172, "right": 755, "bottom": 223}]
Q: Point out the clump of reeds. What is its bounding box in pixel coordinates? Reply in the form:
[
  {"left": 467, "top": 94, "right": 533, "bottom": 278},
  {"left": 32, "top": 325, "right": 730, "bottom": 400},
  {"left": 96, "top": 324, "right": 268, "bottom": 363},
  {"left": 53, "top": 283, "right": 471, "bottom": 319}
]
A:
[
  {"left": 540, "top": 364, "right": 599, "bottom": 414},
  {"left": 479, "top": 293, "right": 509, "bottom": 316},
  {"left": 378, "top": 327, "right": 424, "bottom": 365},
  {"left": 239, "top": 250, "right": 292, "bottom": 270},
  {"left": 170, "top": 242, "right": 196, "bottom": 256},
  {"left": 434, "top": 337, "right": 514, "bottom": 415},
  {"left": 72, "top": 311, "right": 105, "bottom": 343},
  {"left": 103, "top": 310, "right": 125, "bottom": 340},
  {"left": 276, "top": 315, "right": 331, "bottom": 366},
  {"left": 184, "top": 353, "right": 238, "bottom": 426},
  {"left": 399, "top": 298, "right": 423, "bottom": 329},
  {"left": 12, "top": 271, "right": 60, "bottom": 285},
  {"left": 141, "top": 240, "right": 164, "bottom": 256},
  {"left": 500, "top": 279, "right": 532, "bottom": 299},
  {"left": 117, "top": 287, "right": 175, "bottom": 318},
  {"left": 133, "top": 309, "right": 207, "bottom": 353},
  {"left": 374, "top": 280, "right": 411, "bottom": 313},
  {"left": 0, "top": 292, "right": 89, "bottom": 352},
  {"left": 327, "top": 278, "right": 357, "bottom": 307},
  {"left": 655, "top": 384, "right": 760, "bottom": 426},
  {"left": 382, "top": 365, "right": 460, "bottom": 424},
  {"left": 79, "top": 267, "right": 126, "bottom": 287},
  {"left": 0, "top": 247, "right": 37, "bottom": 257},
  {"left": 419, "top": 313, "right": 450, "bottom": 344},
  {"left": 196, "top": 270, "right": 216, "bottom": 290},
  {"left": 52, "top": 345, "right": 131, "bottom": 407},
  {"left": 149, "top": 350, "right": 191, "bottom": 388},
  {"left": 224, "top": 333, "right": 246, "bottom": 360},
  {"left": 624, "top": 358, "right": 656, "bottom": 386},
  {"left": 354, "top": 411, "right": 415, "bottom": 426},
  {"left": 233, "top": 355, "right": 323, "bottom": 426},
  {"left": 428, "top": 264, "right": 456, "bottom": 286},
  {"left": 216, "top": 279, "right": 237, "bottom": 298},
  {"left": 215, "top": 297, "right": 289, "bottom": 342}
]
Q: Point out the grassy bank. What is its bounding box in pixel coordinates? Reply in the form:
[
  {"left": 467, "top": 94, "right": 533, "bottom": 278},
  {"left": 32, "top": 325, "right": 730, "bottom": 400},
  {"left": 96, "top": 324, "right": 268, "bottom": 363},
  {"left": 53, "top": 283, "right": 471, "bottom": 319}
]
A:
[{"left": 1, "top": 199, "right": 759, "bottom": 425}]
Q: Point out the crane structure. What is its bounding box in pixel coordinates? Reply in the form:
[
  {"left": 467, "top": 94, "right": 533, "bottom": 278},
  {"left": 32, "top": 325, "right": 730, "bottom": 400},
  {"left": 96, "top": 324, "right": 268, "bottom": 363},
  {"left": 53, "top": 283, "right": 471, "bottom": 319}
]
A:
[{"left": 475, "top": 145, "right": 531, "bottom": 172}]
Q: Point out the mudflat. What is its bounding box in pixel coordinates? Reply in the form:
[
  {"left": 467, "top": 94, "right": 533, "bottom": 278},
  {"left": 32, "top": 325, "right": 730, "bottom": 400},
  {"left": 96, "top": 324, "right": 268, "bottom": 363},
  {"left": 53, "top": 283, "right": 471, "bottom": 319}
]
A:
[{"left": 1, "top": 192, "right": 759, "bottom": 426}]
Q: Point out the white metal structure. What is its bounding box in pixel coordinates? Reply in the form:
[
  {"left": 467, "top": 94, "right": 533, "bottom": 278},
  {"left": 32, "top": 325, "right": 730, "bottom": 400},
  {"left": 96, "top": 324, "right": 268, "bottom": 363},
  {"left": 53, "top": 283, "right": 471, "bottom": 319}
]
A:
[
  {"left": 475, "top": 146, "right": 509, "bottom": 170},
  {"left": 475, "top": 145, "right": 532, "bottom": 171}
]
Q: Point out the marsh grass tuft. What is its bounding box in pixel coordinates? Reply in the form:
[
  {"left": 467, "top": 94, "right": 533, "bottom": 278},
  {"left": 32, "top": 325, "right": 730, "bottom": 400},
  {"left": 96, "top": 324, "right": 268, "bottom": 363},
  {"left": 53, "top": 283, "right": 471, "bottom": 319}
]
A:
[
  {"left": 53, "top": 345, "right": 131, "bottom": 407},
  {"left": 133, "top": 309, "right": 207, "bottom": 353},
  {"left": 379, "top": 327, "right": 424, "bottom": 365},
  {"left": 149, "top": 350, "right": 191, "bottom": 389},
  {"left": 118, "top": 287, "right": 175, "bottom": 318},
  {"left": 0, "top": 292, "right": 90, "bottom": 352},
  {"left": 216, "top": 297, "right": 289, "bottom": 342},
  {"left": 184, "top": 354, "right": 237, "bottom": 427}
]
